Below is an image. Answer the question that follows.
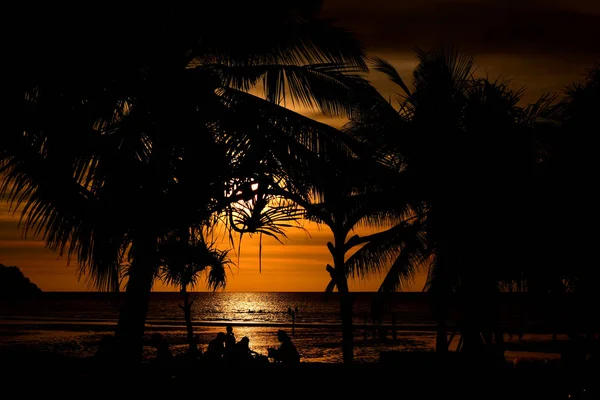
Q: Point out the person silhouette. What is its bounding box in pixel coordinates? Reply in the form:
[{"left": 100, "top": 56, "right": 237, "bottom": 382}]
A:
[
  {"left": 231, "top": 336, "right": 259, "bottom": 366},
  {"left": 150, "top": 333, "right": 173, "bottom": 367},
  {"left": 224, "top": 325, "right": 236, "bottom": 351},
  {"left": 267, "top": 330, "right": 300, "bottom": 365},
  {"left": 204, "top": 331, "right": 226, "bottom": 364}
]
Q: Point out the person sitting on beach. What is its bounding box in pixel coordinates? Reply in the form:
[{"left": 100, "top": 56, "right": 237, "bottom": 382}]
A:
[
  {"left": 150, "top": 333, "right": 173, "bottom": 366},
  {"left": 225, "top": 325, "right": 236, "bottom": 346},
  {"left": 224, "top": 325, "right": 236, "bottom": 356},
  {"left": 204, "top": 332, "right": 226, "bottom": 364},
  {"left": 267, "top": 330, "right": 300, "bottom": 365},
  {"left": 228, "top": 336, "right": 260, "bottom": 365}
]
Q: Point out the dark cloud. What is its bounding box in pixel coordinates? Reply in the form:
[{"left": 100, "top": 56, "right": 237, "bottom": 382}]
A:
[{"left": 322, "top": 0, "right": 600, "bottom": 57}]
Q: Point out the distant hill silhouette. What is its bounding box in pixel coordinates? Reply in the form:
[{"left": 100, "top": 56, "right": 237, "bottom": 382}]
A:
[{"left": 0, "top": 264, "right": 42, "bottom": 298}]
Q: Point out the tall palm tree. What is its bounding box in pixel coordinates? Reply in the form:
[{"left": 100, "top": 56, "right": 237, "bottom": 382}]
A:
[
  {"left": 530, "top": 64, "right": 600, "bottom": 341},
  {"left": 158, "top": 227, "right": 230, "bottom": 356},
  {"left": 522, "top": 65, "right": 600, "bottom": 345},
  {"left": 343, "top": 46, "right": 477, "bottom": 353},
  {"left": 543, "top": 63, "right": 600, "bottom": 294},
  {"left": 286, "top": 148, "right": 425, "bottom": 364},
  {"left": 3, "top": 4, "right": 370, "bottom": 364},
  {"left": 345, "top": 46, "right": 540, "bottom": 355}
]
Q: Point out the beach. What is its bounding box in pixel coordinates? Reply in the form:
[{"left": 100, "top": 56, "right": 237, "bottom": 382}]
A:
[
  {"left": 0, "top": 313, "right": 573, "bottom": 365},
  {"left": 1, "top": 292, "right": 598, "bottom": 398},
  {"left": 1, "top": 291, "right": 438, "bottom": 363},
  {"left": 0, "top": 321, "right": 598, "bottom": 399},
  {"left": 0, "top": 291, "right": 582, "bottom": 365},
  {"left": 0, "top": 316, "right": 436, "bottom": 363},
  {"left": 0, "top": 340, "right": 597, "bottom": 399}
]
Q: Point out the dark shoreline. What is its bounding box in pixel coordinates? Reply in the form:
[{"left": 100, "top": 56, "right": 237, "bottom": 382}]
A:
[{"left": 1, "top": 348, "right": 598, "bottom": 399}]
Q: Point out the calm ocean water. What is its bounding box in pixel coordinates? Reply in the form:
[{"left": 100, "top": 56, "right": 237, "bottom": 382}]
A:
[
  {"left": 0, "top": 292, "right": 439, "bottom": 363},
  {"left": 0, "top": 291, "right": 435, "bottom": 324},
  {"left": 0, "top": 292, "right": 580, "bottom": 363}
]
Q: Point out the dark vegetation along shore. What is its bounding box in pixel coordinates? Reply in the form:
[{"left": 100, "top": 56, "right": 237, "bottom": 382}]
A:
[{"left": 3, "top": 3, "right": 600, "bottom": 398}]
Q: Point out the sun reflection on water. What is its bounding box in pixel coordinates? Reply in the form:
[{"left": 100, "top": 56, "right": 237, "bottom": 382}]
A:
[{"left": 190, "top": 292, "right": 309, "bottom": 325}]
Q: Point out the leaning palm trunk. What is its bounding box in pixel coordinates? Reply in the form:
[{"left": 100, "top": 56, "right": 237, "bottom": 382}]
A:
[{"left": 114, "top": 231, "right": 158, "bottom": 364}]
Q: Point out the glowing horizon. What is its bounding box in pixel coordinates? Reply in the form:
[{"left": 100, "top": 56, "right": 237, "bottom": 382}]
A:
[{"left": 0, "top": 198, "right": 426, "bottom": 292}]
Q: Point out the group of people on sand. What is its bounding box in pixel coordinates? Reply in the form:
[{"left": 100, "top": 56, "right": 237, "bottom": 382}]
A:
[
  {"left": 95, "top": 325, "right": 300, "bottom": 367},
  {"left": 203, "top": 325, "right": 300, "bottom": 366}
]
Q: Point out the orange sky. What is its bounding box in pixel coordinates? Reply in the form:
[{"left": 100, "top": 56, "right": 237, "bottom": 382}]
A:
[
  {"left": 4, "top": 1, "right": 600, "bottom": 292},
  {"left": 0, "top": 200, "right": 410, "bottom": 292}
]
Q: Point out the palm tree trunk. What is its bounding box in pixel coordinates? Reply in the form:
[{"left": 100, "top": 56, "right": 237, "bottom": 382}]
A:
[
  {"left": 338, "top": 277, "right": 354, "bottom": 365},
  {"left": 114, "top": 231, "right": 157, "bottom": 365},
  {"left": 433, "top": 293, "right": 448, "bottom": 353},
  {"left": 332, "top": 232, "right": 354, "bottom": 365},
  {"left": 181, "top": 285, "right": 197, "bottom": 354},
  {"left": 432, "top": 249, "right": 449, "bottom": 354}
]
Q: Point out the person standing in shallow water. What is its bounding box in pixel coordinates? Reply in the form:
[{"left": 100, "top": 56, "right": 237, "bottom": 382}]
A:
[{"left": 268, "top": 330, "right": 300, "bottom": 364}]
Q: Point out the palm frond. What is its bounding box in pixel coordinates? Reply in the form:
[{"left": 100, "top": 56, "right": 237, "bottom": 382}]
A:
[
  {"left": 204, "top": 248, "right": 231, "bottom": 291},
  {"left": 194, "top": 13, "right": 368, "bottom": 71},
  {"left": 523, "top": 92, "right": 559, "bottom": 123},
  {"left": 413, "top": 45, "right": 475, "bottom": 89},
  {"left": 207, "top": 63, "right": 370, "bottom": 118},
  {"left": 370, "top": 56, "right": 412, "bottom": 99},
  {"left": 158, "top": 227, "right": 233, "bottom": 292},
  {"left": 76, "top": 229, "right": 129, "bottom": 292},
  {"left": 377, "top": 230, "right": 428, "bottom": 292},
  {"left": 226, "top": 197, "right": 307, "bottom": 244},
  {"left": 217, "top": 87, "right": 363, "bottom": 158},
  {"left": 344, "top": 219, "right": 425, "bottom": 280}
]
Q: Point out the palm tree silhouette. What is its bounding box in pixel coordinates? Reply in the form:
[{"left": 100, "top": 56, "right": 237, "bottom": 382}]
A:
[
  {"left": 158, "top": 227, "right": 231, "bottom": 356},
  {"left": 291, "top": 152, "right": 424, "bottom": 364},
  {"left": 537, "top": 63, "right": 600, "bottom": 294},
  {"left": 3, "top": 3, "right": 369, "bottom": 364},
  {"left": 529, "top": 64, "right": 600, "bottom": 341},
  {"left": 343, "top": 46, "right": 477, "bottom": 353},
  {"left": 528, "top": 64, "right": 600, "bottom": 350},
  {"left": 346, "top": 45, "right": 547, "bottom": 355}
]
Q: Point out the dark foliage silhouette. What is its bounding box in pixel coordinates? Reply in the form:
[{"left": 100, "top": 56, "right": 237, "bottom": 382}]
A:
[
  {"left": 3, "top": 3, "right": 369, "bottom": 364},
  {"left": 288, "top": 148, "right": 423, "bottom": 364},
  {"left": 158, "top": 227, "right": 230, "bottom": 356},
  {"left": 345, "top": 46, "right": 557, "bottom": 356},
  {"left": 0, "top": 264, "right": 42, "bottom": 298}
]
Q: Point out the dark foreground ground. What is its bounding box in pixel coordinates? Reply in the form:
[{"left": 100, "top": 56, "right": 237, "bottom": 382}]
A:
[{"left": 0, "top": 349, "right": 597, "bottom": 399}]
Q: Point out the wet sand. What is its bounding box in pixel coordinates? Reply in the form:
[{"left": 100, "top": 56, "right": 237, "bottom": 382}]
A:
[
  {"left": 0, "top": 317, "right": 571, "bottom": 365},
  {"left": 1, "top": 316, "right": 597, "bottom": 398}
]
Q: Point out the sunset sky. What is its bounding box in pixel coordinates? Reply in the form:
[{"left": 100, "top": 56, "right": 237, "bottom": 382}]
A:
[{"left": 4, "top": 1, "right": 600, "bottom": 292}]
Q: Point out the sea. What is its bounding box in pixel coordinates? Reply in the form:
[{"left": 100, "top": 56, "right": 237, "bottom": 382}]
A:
[{"left": 0, "top": 291, "right": 578, "bottom": 364}]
